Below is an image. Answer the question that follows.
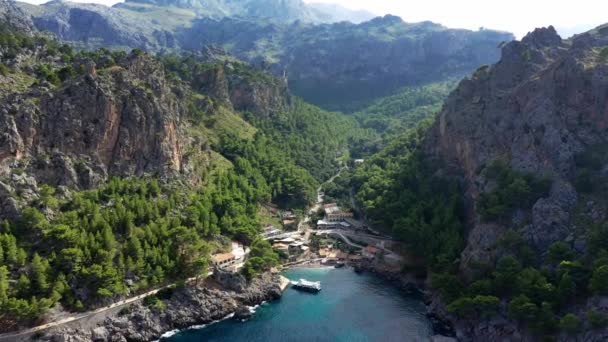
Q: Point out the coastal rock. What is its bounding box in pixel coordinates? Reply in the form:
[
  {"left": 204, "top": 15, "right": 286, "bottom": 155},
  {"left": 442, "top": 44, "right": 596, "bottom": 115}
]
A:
[
  {"left": 425, "top": 24, "right": 608, "bottom": 341},
  {"left": 234, "top": 305, "right": 254, "bottom": 320},
  {"left": 44, "top": 273, "right": 283, "bottom": 342}
]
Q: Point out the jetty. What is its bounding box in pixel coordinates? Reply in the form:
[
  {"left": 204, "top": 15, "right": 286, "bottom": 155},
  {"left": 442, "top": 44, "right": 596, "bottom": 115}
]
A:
[{"left": 279, "top": 275, "right": 291, "bottom": 292}]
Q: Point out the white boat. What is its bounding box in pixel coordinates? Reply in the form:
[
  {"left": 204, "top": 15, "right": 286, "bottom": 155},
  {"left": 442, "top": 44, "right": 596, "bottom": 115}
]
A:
[{"left": 291, "top": 279, "right": 321, "bottom": 292}]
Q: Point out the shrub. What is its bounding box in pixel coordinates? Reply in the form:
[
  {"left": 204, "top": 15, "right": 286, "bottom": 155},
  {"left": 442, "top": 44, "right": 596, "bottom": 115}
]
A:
[
  {"left": 508, "top": 295, "right": 538, "bottom": 321},
  {"left": 131, "top": 48, "right": 144, "bottom": 56},
  {"left": 0, "top": 63, "right": 9, "bottom": 76},
  {"left": 547, "top": 242, "right": 574, "bottom": 264},
  {"left": 590, "top": 265, "right": 608, "bottom": 294},
  {"left": 600, "top": 47, "right": 608, "bottom": 63},
  {"left": 559, "top": 313, "right": 581, "bottom": 335},
  {"left": 588, "top": 309, "right": 608, "bottom": 329},
  {"left": 448, "top": 295, "right": 499, "bottom": 318}
]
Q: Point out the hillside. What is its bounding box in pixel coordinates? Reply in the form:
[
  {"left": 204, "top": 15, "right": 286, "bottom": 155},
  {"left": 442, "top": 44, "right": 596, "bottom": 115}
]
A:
[
  {"left": 0, "top": 18, "right": 365, "bottom": 331},
  {"left": 13, "top": 0, "right": 513, "bottom": 110},
  {"left": 350, "top": 24, "right": 608, "bottom": 340}
]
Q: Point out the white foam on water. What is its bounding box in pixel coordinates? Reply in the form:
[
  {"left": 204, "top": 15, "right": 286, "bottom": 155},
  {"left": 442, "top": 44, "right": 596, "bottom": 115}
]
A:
[{"left": 156, "top": 312, "right": 236, "bottom": 340}]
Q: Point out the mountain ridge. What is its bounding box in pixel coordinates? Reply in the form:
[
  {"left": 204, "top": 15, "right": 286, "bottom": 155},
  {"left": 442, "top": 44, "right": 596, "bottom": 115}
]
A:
[{"left": 12, "top": 0, "right": 514, "bottom": 110}]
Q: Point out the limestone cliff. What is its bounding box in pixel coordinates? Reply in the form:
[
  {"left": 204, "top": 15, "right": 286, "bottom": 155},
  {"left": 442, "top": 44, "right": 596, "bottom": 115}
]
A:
[{"left": 425, "top": 24, "right": 608, "bottom": 340}]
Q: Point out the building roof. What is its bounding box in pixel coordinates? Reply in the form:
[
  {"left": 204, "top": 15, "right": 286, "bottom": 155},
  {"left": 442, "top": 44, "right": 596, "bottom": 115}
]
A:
[
  {"left": 290, "top": 241, "right": 305, "bottom": 247},
  {"left": 272, "top": 243, "right": 290, "bottom": 251},
  {"left": 282, "top": 219, "right": 296, "bottom": 225},
  {"left": 212, "top": 252, "right": 235, "bottom": 263},
  {"left": 366, "top": 246, "right": 380, "bottom": 254}
]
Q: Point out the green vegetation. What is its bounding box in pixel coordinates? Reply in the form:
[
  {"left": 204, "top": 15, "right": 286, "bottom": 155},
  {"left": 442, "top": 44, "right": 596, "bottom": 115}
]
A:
[
  {"left": 599, "top": 47, "right": 608, "bottom": 63},
  {"left": 218, "top": 133, "right": 317, "bottom": 208},
  {"left": 351, "top": 122, "right": 465, "bottom": 270},
  {"left": 242, "top": 239, "right": 279, "bottom": 280},
  {"left": 0, "top": 63, "right": 9, "bottom": 76},
  {"left": 477, "top": 160, "right": 551, "bottom": 221},
  {"left": 351, "top": 81, "right": 456, "bottom": 138},
  {"left": 163, "top": 54, "right": 371, "bottom": 181}
]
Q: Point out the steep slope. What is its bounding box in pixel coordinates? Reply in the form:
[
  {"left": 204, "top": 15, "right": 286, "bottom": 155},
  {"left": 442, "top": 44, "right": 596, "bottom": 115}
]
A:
[
  {"left": 423, "top": 24, "right": 608, "bottom": 341},
  {"left": 14, "top": 0, "right": 513, "bottom": 111},
  {"left": 182, "top": 16, "right": 513, "bottom": 110},
  {"left": 0, "top": 22, "right": 365, "bottom": 331},
  {"left": 428, "top": 25, "right": 608, "bottom": 268},
  {"left": 350, "top": 24, "right": 608, "bottom": 340}
]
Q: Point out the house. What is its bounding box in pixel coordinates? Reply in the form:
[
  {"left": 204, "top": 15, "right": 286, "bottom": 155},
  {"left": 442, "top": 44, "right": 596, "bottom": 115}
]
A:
[
  {"left": 282, "top": 219, "right": 297, "bottom": 230},
  {"left": 231, "top": 242, "right": 247, "bottom": 263},
  {"left": 317, "top": 219, "right": 337, "bottom": 229},
  {"left": 362, "top": 246, "right": 381, "bottom": 259},
  {"left": 272, "top": 243, "right": 290, "bottom": 253},
  {"left": 261, "top": 224, "right": 281, "bottom": 238},
  {"left": 211, "top": 242, "right": 250, "bottom": 270},
  {"left": 289, "top": 241, "right": 305, "bottom": 254},
  {"left": 281, "top": 211, "right": 297, "bottom": 220},
  {"left": 212, "top": 252, "right": 238, "bottom": 268},
  {"left": 324, "top": 203, "right": 339, "bottom": 213},
  {"left": 323, "top": 203, "right": 354, "bottom": 222},
  {"left": 354, "top": 159, "right": 365, "bottom": 166},
  {"left": 327, "top": 211, "right": 354, "bottom": 222}
]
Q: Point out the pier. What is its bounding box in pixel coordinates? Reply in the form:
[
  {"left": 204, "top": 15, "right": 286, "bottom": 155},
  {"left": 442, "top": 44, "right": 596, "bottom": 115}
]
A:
[{"left": 279, "top": 275, "right": 291, "bottom": 292}]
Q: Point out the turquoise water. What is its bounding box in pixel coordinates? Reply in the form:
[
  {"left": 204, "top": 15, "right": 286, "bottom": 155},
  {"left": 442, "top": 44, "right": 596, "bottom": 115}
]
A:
[{"left": 163, "top": 268, "right": 432, "bottom": 342}]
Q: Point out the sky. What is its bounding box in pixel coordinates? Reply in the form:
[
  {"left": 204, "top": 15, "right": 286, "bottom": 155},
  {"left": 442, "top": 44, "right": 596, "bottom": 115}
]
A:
[{"left": 19, "top": 0, "right": 607, "bottom": 39}]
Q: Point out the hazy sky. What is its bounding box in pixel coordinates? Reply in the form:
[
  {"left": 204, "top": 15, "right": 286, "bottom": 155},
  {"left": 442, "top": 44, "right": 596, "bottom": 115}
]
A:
[{"left": 19, "top": 0, "right": 607, "bottom": 38}]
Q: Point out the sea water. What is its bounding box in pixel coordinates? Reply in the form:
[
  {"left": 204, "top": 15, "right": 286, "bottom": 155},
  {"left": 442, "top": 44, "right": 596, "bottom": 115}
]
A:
[{"left": 163, "top": 267, "right": 432, "bottom": 342}]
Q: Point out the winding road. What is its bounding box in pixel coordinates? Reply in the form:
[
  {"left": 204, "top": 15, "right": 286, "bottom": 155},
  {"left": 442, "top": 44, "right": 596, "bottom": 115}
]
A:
[{"left": 0, "top": 272, "right": 212, "bottom": 341}]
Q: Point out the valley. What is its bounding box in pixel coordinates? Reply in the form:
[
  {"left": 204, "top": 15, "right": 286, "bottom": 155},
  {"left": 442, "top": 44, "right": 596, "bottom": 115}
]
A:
[{"left": 1, "top": 0, "right": 608, "bottom": 341}]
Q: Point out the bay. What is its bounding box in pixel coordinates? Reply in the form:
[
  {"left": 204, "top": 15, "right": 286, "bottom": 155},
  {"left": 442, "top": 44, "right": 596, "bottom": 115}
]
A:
[{"left": 164, "top": 267, "right": 432, "bottom": 342}]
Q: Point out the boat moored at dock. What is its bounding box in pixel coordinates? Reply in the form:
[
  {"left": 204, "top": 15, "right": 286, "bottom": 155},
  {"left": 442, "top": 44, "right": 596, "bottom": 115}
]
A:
[{"left": 291, "top": 279, "right": 321, "bottom": 292}]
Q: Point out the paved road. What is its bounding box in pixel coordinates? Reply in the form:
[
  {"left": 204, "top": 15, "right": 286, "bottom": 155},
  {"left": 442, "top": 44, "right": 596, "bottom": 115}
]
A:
[
  {"left": 0, "top": 272, "right": 213, "bottom": 341},
  {"left": 316, "top": 229, "right": 402, "bottom": 261}
]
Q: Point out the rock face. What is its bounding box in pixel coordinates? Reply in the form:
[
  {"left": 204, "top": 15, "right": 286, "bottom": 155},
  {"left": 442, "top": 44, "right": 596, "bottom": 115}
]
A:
[
  {"left": 15, "top": 0, "right": 513, "bottom": 110},
  {"left": 425, "top": 24, "right": 608, "bottom": 340},
  {"left": 0, "top": 0, "right": 34, "bottom": 34},
  {"left": 0, "top": 55, "right": 193, "bottom": 190},
  {"left": 42, "top": 273, "right": 283, "bottom": 342}
]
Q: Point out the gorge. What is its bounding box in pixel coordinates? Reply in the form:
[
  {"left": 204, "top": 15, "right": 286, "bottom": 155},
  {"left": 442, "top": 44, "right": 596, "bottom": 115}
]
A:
[{"left": 1, "top": 0, "right": 608, "bottom": 341}]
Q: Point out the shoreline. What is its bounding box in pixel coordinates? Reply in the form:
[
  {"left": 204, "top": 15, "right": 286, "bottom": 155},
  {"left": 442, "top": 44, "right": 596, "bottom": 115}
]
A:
[{"left": 41, "top": 272, "right": 285, "bottom": 342}]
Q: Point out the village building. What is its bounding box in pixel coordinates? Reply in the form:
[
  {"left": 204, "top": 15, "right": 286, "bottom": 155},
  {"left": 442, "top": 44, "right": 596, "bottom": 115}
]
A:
[
  {"left": 288, "top": 241, "right": 306, "bottom": 255},
  {"left": 281, "top": 210, "right": 297, "bottom": 220},
  {"left": 323, "top": 203, "right": 354, "bottom": 223},
  {"left": 272, "top": 243, "right": 290, "bottom": 253},
  {"left": 211, "top": 242, "right": 249, "bottom": 271},
  {"left": 282, "top": 219, "right": 297, "bottom": 230},
  {"left": 362, "top": 246, "right": 381, "bottom": 259},
  {"left": 212, "top": 252, "right": 238, "bottom": 268}
]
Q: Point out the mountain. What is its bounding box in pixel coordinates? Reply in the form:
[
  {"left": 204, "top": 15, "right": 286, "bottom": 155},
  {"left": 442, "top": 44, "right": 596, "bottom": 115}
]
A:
[
  {"left": 0, "top": 18, "right": 369, "bottom": 331},
  {"left": 13, "top": 0, "right": 514, "bottom": 111},
  {"left": 351, "top": 24, "right": 608, "bottom": 340}
]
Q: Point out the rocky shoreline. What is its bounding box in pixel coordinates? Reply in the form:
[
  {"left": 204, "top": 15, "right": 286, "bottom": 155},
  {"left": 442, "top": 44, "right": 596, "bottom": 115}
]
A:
[
  {"left": 353, "top": 262, "right": 458, "bottom": 341},
  {"left": 41, "top": 271, "right": 283, "bottom": 342}
]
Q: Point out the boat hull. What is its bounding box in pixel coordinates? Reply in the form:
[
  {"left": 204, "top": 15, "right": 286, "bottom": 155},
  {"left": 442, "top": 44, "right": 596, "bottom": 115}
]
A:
[{"left": 292, "top": 284, "right": 321, "bottom": 293}]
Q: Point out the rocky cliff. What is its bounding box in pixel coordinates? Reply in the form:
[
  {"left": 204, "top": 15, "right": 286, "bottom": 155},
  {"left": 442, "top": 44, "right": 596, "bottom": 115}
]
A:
[
  {"left": 429, "top": 25, "right": 608, "bottom": 269},
  {"left": 425, "top": 24, "right": 608, "bottom": 340},
  {"left": 0, "top": 55, "right": 196, "bottom": 185},
  {"left": 42, "top": 272, "right": 283, "bottom": 342}
]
